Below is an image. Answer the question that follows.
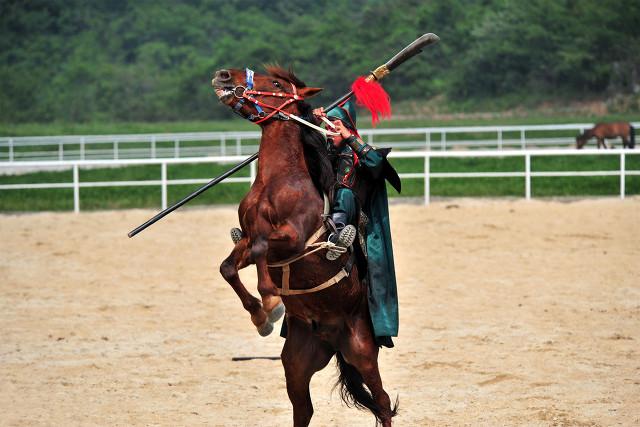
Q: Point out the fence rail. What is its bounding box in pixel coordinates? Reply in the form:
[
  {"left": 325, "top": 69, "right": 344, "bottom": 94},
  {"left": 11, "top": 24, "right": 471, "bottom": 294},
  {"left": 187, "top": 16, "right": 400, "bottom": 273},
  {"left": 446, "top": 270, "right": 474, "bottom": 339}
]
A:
[
  {"left": 2, "top": 123, "right": 639, "bottom": 162},
  {"left": 1, "top": 149, "right": 637, "bottom": 213}
]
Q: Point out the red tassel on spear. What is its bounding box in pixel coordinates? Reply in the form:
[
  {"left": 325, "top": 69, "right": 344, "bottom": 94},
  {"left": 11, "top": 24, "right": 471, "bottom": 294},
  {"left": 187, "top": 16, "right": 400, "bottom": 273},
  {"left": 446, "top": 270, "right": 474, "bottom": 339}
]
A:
[{"left": 351, "top": 76, "right": 392, "bottom": 126}]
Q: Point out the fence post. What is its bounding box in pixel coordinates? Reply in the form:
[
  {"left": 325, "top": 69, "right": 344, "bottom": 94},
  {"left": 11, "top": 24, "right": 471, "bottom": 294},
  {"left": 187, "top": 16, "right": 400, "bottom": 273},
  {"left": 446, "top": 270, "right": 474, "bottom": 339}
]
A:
[
  {"left": 525, "top": 153, "right": 531, "bottom": 200},
  {"left": 174, "top": 139, "right": 179, "bottom": 158},
  {"left": 221, "top": 136, "right": 226, "bottom": 156},
  {"left": 151, "top": 136, "right": 156, "bottom": 158},
  {"left": 80, "top": 137, "right": 85, "bottom": 160},
  {"left": 424, "top": 153, "right": 430, "bottom": 205},
  {"left": 8, "top": 138, "right": 13, "bottom": 162},
  {"left": 236, "top": 137, "right": 241, "bottom": 155},
  {"left": 161, "top": 162, "right": 168, "bottom": 209},
  {"left": 498, "top": 129, "right": 503, "bottom": 150},
  {"left": 114, "top": 140, "right": 119, "bottom": 160},
  {"left": 620, "top": 152, "right": 625, "bottom": 200},
  {"left": 425, "top": 132, "right": 431, "bottom": 150},
  {"left": 59, "top": 142, "right": 64, "bottom": 161},
  {"left": 250, "top": 159, "right": 257, "bottom": 184},
  {"left": 441, "top": 131, "right": 446, "bottom": 151},
  {"left": 520, "top": 129, "right": 526, "bottom": 149},
  {"left": 73, "top": 164, "right": 80, "bottom": 213}
]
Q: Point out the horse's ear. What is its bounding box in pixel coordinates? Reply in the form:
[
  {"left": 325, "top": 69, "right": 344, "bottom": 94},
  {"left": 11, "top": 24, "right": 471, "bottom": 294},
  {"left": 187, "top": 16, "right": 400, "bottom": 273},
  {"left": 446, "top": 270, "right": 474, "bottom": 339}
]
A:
[{"left": 299, "top": 87, "right": 323, "bottom": 98}]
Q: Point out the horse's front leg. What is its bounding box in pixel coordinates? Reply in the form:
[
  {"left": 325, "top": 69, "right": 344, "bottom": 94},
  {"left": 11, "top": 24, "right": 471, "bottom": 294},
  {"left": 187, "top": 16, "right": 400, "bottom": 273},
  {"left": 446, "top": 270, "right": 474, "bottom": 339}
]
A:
[
  {"left": 282, "top": 316, "right": 335, "bottom": 427},
  {"left": 219, "top": 237, "right": 270, "bottom": 335},
  {"left": 251, "top": 234, "right": 283, "bottom": 318},
  {"left": 252, "top": 219, "right": 305, "bottom": 319}
]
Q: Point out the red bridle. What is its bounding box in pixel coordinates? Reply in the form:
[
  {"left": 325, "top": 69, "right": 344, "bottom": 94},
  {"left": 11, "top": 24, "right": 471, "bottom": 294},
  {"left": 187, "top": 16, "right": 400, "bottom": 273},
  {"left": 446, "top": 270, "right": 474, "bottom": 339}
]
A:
[{"left": 232, "top": 68, "right": 304, "bottom": 125}]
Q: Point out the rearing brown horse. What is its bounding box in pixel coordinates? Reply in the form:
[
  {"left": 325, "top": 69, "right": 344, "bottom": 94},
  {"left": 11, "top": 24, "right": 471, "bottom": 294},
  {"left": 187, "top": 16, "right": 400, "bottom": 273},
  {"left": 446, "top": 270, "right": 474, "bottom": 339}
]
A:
[
  {"left": 576, "top": 122, "right": 635, "bottom": 149},
  {"left": 212, "top": 66, "right": 397, "bottom": 426}
]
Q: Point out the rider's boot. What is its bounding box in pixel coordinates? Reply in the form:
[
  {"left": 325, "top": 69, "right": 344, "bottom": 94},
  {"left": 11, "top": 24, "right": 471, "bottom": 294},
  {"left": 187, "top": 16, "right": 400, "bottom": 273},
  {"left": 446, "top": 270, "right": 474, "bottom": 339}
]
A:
[{"left": 326, "top": 212, "right": 356, "bottom": 261}]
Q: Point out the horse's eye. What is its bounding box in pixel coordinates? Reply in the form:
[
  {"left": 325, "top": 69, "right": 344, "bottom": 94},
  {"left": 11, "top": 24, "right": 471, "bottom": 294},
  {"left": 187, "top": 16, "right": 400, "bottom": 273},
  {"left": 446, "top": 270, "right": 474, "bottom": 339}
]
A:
[{"left": 273, "top": 81, "right": 281, "bottom": 88}]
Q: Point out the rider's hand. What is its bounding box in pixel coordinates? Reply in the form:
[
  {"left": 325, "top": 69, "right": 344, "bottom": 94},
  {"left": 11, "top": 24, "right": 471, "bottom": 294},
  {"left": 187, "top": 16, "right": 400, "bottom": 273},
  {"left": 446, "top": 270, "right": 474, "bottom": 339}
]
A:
[
  {"left": 333, "top": 120, "right": 352, "bottom": 139},
  {"left": 312, "top": 107, "right": 326, "bottom": 118}
]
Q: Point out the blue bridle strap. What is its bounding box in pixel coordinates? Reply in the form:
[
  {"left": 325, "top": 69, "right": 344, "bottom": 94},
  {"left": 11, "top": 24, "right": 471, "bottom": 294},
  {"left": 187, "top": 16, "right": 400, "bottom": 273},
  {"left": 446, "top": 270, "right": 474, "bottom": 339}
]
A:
[
  {"left": 231, "top": 68, "right": 261, "bottom": 120},
  {"left": 244, "top": 68, "right": 264, "bottom": 116},
  {"left": 245, "top": 68, "right": 254, "bottom": 89}
]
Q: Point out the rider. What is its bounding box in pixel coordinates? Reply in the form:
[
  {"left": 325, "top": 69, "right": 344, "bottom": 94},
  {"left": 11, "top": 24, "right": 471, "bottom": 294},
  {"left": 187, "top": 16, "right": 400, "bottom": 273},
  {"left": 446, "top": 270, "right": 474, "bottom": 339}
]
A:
[
  {"left": 313, "top": 100, "right": 364, "bottom": 260},
  {"left": 313, "top": 100, "right": 400, "bottom": 347}
]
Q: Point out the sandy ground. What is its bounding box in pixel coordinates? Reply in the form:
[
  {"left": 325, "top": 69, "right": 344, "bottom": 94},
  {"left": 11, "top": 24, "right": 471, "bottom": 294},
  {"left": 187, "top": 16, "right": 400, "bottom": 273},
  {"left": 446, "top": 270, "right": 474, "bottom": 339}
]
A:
[{"left": 0, "top": 198, "right": 639, "bottom": 426}]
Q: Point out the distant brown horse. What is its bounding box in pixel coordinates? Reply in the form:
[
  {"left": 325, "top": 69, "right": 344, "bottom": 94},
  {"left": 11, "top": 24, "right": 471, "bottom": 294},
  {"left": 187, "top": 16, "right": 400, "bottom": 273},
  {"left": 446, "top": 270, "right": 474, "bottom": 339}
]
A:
[
  {"left": 576, "top": 122, "right": 635, "bottom": 149},
  {"left": 212, "top": 66, "right": 397, "bottom": 426}
]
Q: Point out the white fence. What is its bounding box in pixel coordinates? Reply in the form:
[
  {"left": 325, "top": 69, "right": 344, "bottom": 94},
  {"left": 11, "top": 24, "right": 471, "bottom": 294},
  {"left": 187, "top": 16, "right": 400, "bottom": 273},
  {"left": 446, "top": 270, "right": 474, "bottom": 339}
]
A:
[
  {"left": 2, "top": 123, "right": 639, "bottom": 162},
  {"left": 1, "top": 149, "right": 637, "bottom": 212}
]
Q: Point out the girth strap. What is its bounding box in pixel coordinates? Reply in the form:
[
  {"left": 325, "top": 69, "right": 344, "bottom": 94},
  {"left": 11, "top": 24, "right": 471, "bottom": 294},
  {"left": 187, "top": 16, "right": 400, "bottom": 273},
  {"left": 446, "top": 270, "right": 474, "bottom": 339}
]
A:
[
  {"left": 268, "top": 223, "right": 353, "bottom": 296},
  {"left": 280, "top": 265, "right": 348, "bottom": 296}
]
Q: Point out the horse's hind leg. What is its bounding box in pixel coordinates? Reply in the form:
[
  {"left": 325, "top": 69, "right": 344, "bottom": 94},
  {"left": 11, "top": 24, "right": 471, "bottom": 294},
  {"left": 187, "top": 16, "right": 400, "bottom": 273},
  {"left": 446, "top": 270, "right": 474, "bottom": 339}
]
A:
[
  {"left": 281, "top": 316, "right": 335, "bottom": 427},
  {"left": 219, "top": 238, "right": 270, "bottom": 335},
  {"left": 340, "top": 317, "right": 396, "bottom": 427}
]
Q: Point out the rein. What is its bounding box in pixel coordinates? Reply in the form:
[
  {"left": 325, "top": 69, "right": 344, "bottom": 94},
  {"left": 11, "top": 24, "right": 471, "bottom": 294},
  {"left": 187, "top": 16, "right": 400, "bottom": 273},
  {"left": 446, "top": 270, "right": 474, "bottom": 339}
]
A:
[{"left": 232, "top": 68, "right": 338, "bottom": 136}]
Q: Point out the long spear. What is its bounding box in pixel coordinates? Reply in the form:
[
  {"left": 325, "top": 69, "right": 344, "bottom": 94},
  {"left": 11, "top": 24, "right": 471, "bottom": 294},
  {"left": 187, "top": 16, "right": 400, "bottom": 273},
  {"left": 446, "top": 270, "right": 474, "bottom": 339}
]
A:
[{"left": 128, "top": 33, "right": 439, "bottom": 238}]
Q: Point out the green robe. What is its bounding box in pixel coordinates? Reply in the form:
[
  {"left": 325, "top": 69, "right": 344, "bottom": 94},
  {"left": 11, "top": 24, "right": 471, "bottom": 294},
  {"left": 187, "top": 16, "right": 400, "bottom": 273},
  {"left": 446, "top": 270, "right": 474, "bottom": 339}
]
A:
[
  {"left": 352, "top": 144, "right": 399, "bottom": 338},
  {"left": 322, "top": 99, "right": 400, "bottom": 340}
]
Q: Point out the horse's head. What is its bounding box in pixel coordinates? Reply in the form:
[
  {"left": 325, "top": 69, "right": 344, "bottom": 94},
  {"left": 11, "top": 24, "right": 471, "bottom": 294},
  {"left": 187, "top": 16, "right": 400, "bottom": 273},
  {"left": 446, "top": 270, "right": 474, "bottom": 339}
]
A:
[
  {"left": 212, "top": 66, "right": 322, "bottom": 124},
  {"left": 576, "top": 133, "right": 589, "bottom": 149}
]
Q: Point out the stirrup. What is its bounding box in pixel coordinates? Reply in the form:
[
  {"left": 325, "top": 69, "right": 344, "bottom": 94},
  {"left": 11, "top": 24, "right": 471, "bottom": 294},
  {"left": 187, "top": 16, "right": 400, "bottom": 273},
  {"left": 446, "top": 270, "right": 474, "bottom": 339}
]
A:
[
  {"left": 326, "top": 225, "right": 356, "bottom": 261},
  {"left": 230, "top": 227, "right": 243, "bottom": 244}
]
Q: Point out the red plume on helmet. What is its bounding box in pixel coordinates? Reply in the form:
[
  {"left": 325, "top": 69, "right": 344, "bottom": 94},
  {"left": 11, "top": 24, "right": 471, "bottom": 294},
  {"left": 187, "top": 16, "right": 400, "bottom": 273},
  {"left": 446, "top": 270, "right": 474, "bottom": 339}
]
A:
[{"left": 351, "top": 76, "right": 392, "bottom": 126}]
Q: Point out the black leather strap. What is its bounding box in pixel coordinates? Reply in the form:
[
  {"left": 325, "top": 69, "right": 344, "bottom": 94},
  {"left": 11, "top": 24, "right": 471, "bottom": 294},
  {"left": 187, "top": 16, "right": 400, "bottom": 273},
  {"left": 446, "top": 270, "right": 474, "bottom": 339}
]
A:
[{"left": 346, "top": 135, "right": 371, "bottom": 156}]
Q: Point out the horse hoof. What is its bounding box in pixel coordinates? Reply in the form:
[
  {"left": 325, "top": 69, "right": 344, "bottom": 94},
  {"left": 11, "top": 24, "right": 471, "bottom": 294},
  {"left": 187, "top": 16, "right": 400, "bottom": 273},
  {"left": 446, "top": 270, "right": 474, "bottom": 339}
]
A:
[
  {"left": 257, "top": 321, "right": 274, "bottom": 337},
  {"left": 267, "top": 302, "right": 285, "bottom": 323},
  {"left": 230, "top": 227, "right": 243, "bottom": 244}
]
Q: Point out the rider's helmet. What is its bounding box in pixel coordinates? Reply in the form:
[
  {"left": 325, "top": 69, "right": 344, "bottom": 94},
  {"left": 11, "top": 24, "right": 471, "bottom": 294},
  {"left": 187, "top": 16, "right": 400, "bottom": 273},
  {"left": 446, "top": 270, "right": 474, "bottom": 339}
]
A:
[{"left": 326, "top": 99, "right": 357, "bottom": 132}]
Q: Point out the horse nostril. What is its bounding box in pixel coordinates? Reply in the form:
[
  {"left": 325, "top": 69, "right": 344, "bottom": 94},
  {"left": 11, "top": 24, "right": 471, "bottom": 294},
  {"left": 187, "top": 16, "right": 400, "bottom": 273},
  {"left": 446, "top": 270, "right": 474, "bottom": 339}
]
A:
[{"left": 216, "top": 69, "right": 231, "bottom": 82}]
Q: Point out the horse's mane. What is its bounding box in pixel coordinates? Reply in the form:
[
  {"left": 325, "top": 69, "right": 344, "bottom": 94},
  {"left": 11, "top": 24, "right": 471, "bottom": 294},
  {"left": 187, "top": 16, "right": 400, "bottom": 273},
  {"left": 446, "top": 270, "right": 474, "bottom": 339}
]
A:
[
  {"left": 577, "top": 129, "right": 593, "bottom": 140},
  {"left": 297, "top": 102, "right": 337, "bottom": 200}
]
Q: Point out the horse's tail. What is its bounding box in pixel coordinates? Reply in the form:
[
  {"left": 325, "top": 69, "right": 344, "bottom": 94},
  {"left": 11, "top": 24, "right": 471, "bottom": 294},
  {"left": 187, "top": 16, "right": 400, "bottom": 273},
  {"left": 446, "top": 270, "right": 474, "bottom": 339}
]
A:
[
  {"left": 630, "top": 124, "right": 635, "bottom": 149},
  {"left": 334, "top": 352, "right": 398, "bottom": 423}
]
